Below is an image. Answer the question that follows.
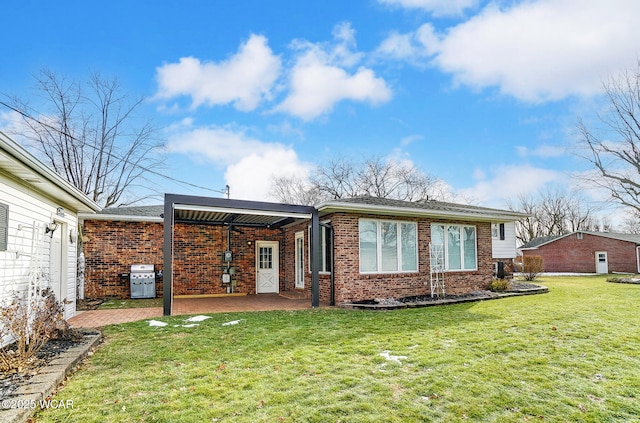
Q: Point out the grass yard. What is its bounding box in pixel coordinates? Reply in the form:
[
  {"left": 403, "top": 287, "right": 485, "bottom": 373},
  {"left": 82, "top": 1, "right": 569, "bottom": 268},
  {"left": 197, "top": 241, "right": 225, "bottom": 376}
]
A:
[
  {"left": 37, "top": 276, "right": 640, "bottom": 422},
  {"left": 98, "top": 298, "right": 163, "bottom": 309}
]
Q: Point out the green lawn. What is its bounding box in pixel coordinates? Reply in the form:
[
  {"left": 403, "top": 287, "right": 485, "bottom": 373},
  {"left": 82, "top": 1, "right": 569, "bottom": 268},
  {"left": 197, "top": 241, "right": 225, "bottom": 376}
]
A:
[
  {"left": 38, "top": 276, "right": 640, "bottom": 422},
  {"left": 97, "top": 297, "right": 163, "bottom": 310}
]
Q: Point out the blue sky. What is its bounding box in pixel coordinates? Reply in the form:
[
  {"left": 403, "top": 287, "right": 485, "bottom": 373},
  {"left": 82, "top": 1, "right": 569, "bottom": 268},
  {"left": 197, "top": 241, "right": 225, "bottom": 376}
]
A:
[{"left": 2, "top": 0, "right": 640, "bottom": 217}]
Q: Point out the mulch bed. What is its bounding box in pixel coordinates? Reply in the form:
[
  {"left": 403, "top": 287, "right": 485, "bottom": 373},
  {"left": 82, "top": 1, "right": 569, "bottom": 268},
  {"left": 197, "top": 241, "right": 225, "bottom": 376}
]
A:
[
  {"left": 0, "top": 332, "right": 86, "bottom": 398},
  {"left": 607, "top": 277, "right": 640, "bottom": 284},
  {"left": 343, "top": 282, "right": 546, "bottom": 310}
]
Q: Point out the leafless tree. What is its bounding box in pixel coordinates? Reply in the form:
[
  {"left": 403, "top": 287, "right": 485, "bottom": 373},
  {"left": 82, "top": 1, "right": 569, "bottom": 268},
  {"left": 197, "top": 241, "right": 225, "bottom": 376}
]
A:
[
  {"left": 620, "top": 209, "right": 640, "bottom": 234},
  {"left": 577, "top": 62, "right": 640, "bottom": 214},
  {"left": 10, "top": 70, "right": 163, "bottom": 207},
  {"left": 271, "top": 156, "right": 446, "bottom": 205},
  {"left": 507, "top": 187, "right": 601, "bottom": 245}
]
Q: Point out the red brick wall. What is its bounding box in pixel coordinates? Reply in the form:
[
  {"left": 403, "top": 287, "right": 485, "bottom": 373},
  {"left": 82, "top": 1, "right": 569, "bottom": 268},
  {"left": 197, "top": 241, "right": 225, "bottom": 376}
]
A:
[
  {"left": 85, "top": 213, "right": 496, "bottom": 302},
  {"left": 522, "top": 233, "right": 639, "bottom": 273},
  {"left": 283, "top": 213, "right": 494, "bottom": 304},
  {"left": 173, "top": 224, "right": 284, "bottom": 295},
  {"left": 83, "top": 220, "right": 164, "bottom": 298},
  {"left": 83, "top": 220, "right": 285, "bottom": 298}
]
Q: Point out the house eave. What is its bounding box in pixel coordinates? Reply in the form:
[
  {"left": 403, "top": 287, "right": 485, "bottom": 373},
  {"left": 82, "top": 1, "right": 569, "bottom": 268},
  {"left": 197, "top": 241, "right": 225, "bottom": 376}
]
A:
[
  {"left": 317, "top": 201, "right": 527, "bottom": 222},
  {"left": 0, "top": 131, "right": 101, "bottom": 213},
  {"left": 78, "top": 212, "right": 164, "bottom": 223}
]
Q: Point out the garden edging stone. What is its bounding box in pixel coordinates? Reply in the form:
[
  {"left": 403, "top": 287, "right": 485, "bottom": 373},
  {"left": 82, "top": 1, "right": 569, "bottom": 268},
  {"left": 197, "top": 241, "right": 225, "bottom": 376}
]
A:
[{"left": 0, "top": 331, "right": 102, "bottom": 423}]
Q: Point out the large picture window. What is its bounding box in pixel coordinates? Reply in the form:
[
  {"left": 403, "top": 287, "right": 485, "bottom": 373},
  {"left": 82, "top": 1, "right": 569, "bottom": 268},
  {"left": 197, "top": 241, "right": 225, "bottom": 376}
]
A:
[
  {"left": 359, "top": 219, "right": 418, "bottom": 273},
  {"left": 431, "top": 223, "right": 477, "bottom": 271}
]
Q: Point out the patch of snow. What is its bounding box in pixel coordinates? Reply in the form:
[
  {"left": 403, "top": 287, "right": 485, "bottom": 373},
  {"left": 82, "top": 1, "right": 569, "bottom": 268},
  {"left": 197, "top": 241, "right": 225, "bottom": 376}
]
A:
[
  {"left": 173, "top": 324, "right": 200, "bottom": 328},
  {"left": 380, "top": 350, "right": 407, "bottom": 364},
  {"left": 222, "top": 320, "right": 242, "bottom": 326},
  {"left": 148, "top": 320, "right": 167, "bottom": 327},
  {"left": 185, "top": 315, "right": 212, "bottom": 322}
]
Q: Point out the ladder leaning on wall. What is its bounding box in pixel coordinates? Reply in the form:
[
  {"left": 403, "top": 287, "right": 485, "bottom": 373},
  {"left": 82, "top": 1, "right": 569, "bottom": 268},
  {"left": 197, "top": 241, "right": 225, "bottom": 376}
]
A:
[{"left": 429, "top": 242, "right": 445, "bottom": 298}]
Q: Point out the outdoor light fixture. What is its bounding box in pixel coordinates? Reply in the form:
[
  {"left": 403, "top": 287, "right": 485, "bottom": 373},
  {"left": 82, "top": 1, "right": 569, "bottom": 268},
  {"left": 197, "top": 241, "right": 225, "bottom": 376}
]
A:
[{"left": 45, "top": 222, "right": 59, "bottom": 238}]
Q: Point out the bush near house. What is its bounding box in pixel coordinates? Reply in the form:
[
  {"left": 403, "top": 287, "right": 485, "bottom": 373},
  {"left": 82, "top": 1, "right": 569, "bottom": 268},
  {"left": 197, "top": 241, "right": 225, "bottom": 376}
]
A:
[
  {"left": 522, "top": 255, "right": 544, "bottom": 281},
  {"left": 0, "top": 287, "right": 71, "bottom": 372}
]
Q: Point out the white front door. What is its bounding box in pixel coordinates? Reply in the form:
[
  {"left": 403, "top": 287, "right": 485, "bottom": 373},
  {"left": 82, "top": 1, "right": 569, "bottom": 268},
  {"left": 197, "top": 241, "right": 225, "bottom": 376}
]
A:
[
  {"left": 595, "top": 251, "right": 608, "bottom": 274},
  {"left": 49, "top": 224, "right": 64, "bottom": 300},
  {"left": 295, "top": 232, "right": 304, "bottom": 289},
  {"left": 256, "top": 241, "right": 279, "bottom": 293}
]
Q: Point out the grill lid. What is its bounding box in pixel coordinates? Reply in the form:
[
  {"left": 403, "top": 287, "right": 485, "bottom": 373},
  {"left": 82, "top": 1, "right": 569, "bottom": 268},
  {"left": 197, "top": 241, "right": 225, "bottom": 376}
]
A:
[{"left": 130, "top": 264, "right": 154, "bottom": 273}]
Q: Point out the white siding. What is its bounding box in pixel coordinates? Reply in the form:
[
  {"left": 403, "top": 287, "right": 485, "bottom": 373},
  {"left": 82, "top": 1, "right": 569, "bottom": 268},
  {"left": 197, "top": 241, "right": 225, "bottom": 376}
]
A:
[
  {"left": 0, "top": 173, "right": 79, "bottom": 319},
  {"left": 491, "top": 221, "right": 517, "bottom": 259}
]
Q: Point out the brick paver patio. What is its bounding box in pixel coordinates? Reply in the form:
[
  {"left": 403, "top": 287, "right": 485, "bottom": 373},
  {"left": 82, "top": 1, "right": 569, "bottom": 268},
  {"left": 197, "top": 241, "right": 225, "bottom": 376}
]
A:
[{"left": 68, "top": 294, "right": 314, "bottom": 328}]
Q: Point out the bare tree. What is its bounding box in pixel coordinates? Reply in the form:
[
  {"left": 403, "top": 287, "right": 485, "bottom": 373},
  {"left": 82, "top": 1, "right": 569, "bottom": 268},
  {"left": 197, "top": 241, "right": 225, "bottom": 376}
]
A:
[
  {"left": 620, "top": 209, "right": 640, "bottom": 234},
  {"left": 271, "top": 156, "right": 446, "bottom": 205},
  {"left": 577, "top": 63, "right": 640, "bottom": 214},
  {"left": 507, "top": 187, "right": 601, "bottom": 245},
  {"left": 10, "top": 70, "right": 163, "bottom": 207}
]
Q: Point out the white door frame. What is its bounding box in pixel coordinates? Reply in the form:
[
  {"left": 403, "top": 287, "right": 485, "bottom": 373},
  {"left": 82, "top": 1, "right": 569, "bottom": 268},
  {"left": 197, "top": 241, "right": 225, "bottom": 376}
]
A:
[
  {"left": 256, "top": 241, "right": 279, "bottom": 293},
  {"left": 295, "top": 231, "right": 305, "bottom": 289},
  {"left": 595, "top": 251, "right": 608, "bottom": 274},
  {"left": 49, "top": 221, "right": 67, "bottom": 301}
]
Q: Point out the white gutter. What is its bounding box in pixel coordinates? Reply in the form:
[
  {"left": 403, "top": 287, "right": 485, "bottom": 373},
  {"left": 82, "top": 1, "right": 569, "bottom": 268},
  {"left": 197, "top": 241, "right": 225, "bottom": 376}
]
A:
[
  {"left": 78, "top": 212, "right": 163, "bottom": 223},
  {"left": 317, "top": 201, "right": 528, "bottom": 222}
]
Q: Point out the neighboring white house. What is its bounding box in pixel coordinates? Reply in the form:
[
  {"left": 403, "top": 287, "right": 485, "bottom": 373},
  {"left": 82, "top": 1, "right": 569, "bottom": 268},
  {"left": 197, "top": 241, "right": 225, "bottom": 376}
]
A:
[{"left": 0, "top": 131, "right": 100, "bottom": 319}]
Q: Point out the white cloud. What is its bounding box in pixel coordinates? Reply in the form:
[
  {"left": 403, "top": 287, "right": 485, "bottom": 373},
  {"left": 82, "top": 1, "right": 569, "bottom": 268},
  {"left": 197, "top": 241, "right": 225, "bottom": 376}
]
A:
[
  {"left": 276, "top": 23, "right": 392, "bottom": 121},
  {"left": 225, "top": 149, "right": 310, "bottom": 201},
  {"left": 166, "top": 124, "right": 311, "bottom": 201},
  {"left": 516, "top": 145, "right": 566, "bottom": 158},
  {"left": 380, "top": 0, "right": 640, "bottom": 102},
  {"left": 154, "top": 34, "right": 281, "bottom": 111},
  {"left": 375, "top": 23, "right": 440, "bottom": 63},
  {"left": 378, "top": 0, "right": 479, "bottom": 17},
  {"left": 457, "top": 164, "right": 564, "bottom": 205}
]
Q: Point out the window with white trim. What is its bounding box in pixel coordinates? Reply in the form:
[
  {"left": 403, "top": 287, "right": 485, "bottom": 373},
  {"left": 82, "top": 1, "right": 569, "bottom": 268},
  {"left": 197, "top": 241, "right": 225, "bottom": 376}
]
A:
[
  {"left": 308, "top": 225, "right": 332, "bottom": 273},
  {"left": 0, "top": 203, "right": 7, "bottom": 251},
  {"left": 492, "top": 223, "right": 505, "bottom": 240},
  {"left": 431, "top": 223, "right": 477, "bottom": 271},
  {"left": 359, "top": 219, "right": 418, "bottom": 273}
]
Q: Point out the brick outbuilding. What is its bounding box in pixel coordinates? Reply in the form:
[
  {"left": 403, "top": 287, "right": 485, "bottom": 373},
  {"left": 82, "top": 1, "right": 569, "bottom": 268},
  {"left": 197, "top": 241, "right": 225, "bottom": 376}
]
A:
[
  {"left": 520, "top": 231, "right": 640, "bottom": 274},
  {"left": 79, "top": 195, "right": 526, "bottom": 313}
]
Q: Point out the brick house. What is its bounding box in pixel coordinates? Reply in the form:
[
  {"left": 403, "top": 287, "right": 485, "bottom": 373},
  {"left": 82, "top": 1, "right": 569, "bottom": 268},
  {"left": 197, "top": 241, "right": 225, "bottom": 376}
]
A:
[
  {"left": 79, "top": 195, "right": 526, "bottom": 314},
  {"left": 520, "top": 231, "right": 640, "bottom": 274}
]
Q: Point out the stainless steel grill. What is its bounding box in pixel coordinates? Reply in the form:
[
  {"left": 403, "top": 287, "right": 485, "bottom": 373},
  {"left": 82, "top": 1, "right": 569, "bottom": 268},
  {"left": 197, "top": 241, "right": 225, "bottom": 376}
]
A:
[{"left": 130, "top": 264, "right": 156, "bottom": 299}]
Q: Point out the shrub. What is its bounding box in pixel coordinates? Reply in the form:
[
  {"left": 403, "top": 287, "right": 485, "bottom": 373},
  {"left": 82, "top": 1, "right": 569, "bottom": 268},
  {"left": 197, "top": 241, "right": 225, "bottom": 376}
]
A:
[
  {"left": 0, "top": 287, "right": 69, "bottom": 373},
  {"left": 490, "top": 278, "right": 510, "bottom": 291},
  {"left": 522, "top": 256, "right": 544, "bottom": 281}
]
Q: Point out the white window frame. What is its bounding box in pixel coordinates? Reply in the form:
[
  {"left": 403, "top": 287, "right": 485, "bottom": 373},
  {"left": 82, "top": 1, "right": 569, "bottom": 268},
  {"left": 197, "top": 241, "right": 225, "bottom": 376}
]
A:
[
  {"left": 359, "top": 218, "right": 418, "bottom": 274},
  {"left": 431, "top": 223, "right": 478, "bottom": 272},
  {"left": 308, "top": 224, "right": 331, "bottom": 274}
]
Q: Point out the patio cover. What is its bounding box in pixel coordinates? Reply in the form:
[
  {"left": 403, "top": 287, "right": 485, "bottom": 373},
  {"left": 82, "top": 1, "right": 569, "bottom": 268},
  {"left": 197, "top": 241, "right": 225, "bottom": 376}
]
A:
[{"left": 163, "top": 194, "right": 320, "bottom": 315}]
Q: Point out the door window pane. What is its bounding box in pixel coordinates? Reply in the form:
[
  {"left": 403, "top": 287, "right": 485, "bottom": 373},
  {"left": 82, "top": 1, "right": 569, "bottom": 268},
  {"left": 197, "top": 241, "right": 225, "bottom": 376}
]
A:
[{"left": 260, "top": 247, "right": 272, "bottom": 269}]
